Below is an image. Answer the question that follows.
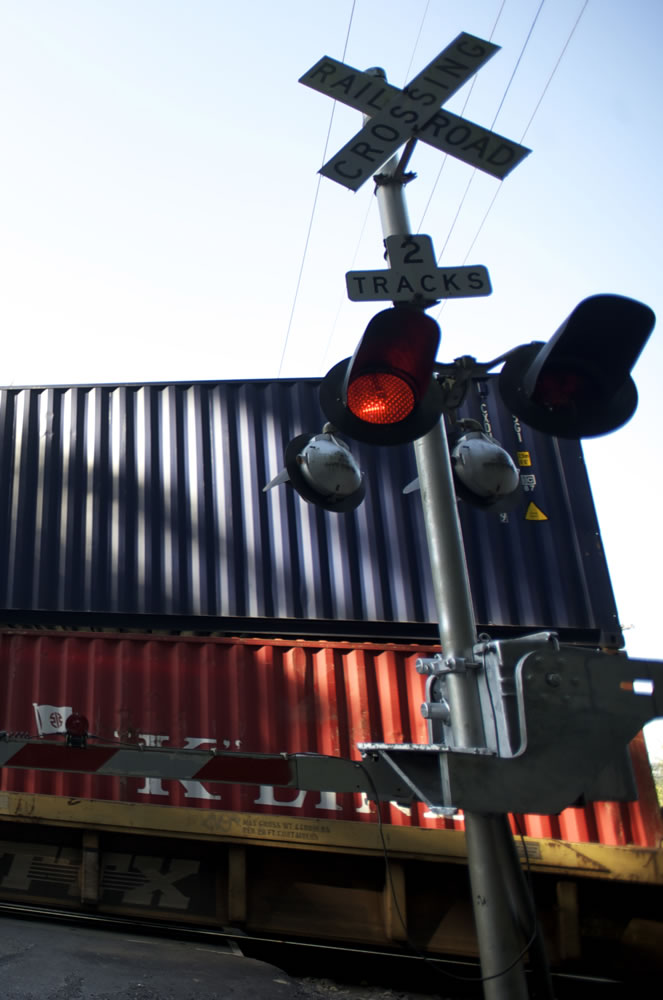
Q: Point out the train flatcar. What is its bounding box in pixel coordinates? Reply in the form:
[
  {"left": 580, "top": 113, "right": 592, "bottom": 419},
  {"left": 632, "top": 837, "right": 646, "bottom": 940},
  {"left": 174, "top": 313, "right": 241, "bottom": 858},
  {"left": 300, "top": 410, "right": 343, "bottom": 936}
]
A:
[{"left": 0, "top": 629, "right": 660, "bottom": 972}]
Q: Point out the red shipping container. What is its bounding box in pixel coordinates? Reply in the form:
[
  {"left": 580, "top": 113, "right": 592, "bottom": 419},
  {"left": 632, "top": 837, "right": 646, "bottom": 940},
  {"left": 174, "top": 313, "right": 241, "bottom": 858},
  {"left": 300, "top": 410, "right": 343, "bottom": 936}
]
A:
[{"left": 0, "top": 630, "right": 660, "bottom": 847}]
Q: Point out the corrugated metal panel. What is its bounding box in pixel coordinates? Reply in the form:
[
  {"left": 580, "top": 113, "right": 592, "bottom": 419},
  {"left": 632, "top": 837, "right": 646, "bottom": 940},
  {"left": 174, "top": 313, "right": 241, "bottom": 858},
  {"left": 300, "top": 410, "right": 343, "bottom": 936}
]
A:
[
  {"left": 0, "top": 630, "right": 660, "bottom": 847},
  {"left": 0, "top": 377, "right": 620, "bottom": 642}
]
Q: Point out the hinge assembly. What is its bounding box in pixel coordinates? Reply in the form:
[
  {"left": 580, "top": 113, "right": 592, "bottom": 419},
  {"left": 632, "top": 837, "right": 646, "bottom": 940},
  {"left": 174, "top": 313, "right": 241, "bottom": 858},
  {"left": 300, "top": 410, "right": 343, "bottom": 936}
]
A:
[{"left": 360, "top": 634, "right": 663, "bottom": 815}]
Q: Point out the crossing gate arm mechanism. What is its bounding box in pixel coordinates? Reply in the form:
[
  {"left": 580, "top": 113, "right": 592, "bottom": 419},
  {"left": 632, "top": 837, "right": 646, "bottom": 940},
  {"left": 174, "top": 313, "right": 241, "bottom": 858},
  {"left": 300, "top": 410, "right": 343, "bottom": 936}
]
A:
[{"left": 360, "top": 645, "right": 663, "bottom": 815}]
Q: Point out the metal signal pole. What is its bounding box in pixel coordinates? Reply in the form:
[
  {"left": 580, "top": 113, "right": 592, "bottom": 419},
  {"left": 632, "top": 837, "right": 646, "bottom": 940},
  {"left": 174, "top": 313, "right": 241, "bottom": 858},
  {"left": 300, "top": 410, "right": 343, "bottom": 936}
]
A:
[{"left": 373, "top": 152, "right": 537, "bottom": 999}]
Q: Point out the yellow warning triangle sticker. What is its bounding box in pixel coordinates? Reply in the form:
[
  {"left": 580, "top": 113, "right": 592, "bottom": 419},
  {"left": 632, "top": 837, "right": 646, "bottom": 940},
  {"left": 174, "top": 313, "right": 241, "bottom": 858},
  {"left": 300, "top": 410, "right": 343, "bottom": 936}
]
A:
[{"left": 525, "top": 502, "right": 548, "bottom": 521}]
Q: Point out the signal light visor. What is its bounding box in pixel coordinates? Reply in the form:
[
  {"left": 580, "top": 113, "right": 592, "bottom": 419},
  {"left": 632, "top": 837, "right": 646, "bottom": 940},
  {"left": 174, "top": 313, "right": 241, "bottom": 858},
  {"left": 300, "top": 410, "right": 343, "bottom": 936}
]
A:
[{"left": 345, "top": 306, "right": 440, "bottom": 420}]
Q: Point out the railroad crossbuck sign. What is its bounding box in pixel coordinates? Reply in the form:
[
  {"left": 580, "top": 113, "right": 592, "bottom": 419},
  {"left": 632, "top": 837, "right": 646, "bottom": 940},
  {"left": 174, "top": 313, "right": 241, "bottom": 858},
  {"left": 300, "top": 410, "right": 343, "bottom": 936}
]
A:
[
  {"left": 299, "top": 32, "right": 531, "bottom": 192},
  {"left": 346, "top": 234, "right": 491, "bottom": 303}
]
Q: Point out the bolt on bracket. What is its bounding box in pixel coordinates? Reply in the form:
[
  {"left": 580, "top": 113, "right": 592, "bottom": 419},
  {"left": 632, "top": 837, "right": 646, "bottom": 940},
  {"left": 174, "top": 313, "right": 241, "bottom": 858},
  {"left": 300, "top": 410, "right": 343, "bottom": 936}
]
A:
[{"left": 416, "top": 654, "right": 479, "bottom": 676}]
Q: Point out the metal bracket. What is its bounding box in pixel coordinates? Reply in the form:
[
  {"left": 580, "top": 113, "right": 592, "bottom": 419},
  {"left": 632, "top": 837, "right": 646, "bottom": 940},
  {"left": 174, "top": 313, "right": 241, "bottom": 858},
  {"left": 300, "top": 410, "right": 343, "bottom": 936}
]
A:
[
  {"left": 357, "top": 743, "right": 494, "bottom": 813},
  {"left": 361, "top": 643, "right": 663, "bottom": 814},
  {"left": 417, "top": 655, "right": 479, "bottom": 734},
  {"left": 416, "top": 654, "right": 479, "bottom": 675},
  {"left": 472, "top": 631, "right": 560, "bottom": 756},
  {"left": 373, "top": 169, "right": 416, "bottom": 187}
]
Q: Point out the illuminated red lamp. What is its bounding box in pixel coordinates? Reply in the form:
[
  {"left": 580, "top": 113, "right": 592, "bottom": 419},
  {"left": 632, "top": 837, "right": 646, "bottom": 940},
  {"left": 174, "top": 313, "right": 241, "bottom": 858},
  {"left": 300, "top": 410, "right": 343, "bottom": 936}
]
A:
[
  {"left": 347, "top": 372, "right": 415, "bottom": 424},
  {"left": 320, "top": 306, "right": 442, "bottom": 445}
]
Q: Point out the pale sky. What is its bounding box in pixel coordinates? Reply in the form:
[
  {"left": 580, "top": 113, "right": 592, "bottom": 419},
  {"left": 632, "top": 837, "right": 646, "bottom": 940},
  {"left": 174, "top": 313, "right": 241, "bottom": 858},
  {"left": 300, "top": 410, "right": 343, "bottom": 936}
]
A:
[{"left": 1, "top": 1, "right": 662, "bottom": 753}]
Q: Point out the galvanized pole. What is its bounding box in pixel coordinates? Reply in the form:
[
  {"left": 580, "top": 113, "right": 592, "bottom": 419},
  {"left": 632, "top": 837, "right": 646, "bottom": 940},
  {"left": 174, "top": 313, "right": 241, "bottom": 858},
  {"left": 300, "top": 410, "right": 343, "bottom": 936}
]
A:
[{"left": 372, "top": 154, "right": 531, "bottom": 999}]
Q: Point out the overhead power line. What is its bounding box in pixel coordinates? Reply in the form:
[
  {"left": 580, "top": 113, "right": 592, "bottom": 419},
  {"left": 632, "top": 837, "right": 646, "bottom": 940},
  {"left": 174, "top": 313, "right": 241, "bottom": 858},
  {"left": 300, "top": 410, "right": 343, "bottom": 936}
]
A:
[
  {"left": 438, "top": 0, "right": 590, "bottom": 310},
  {"left": 416, "top": 0, "right": 508, "bottom": 233},
  {"left": 318, "top": 0, "right": 436, "bottom": 374},
  {"left": 277, "top": 0, "right": 357, "bottom": 377},
  {"left": 282, "top": 0, "right": 590, "bottom": 373},
  {"left": 436, "top": 0, "right": 547, "bottom": 265},
  {"left": 401, "top": 0, "right": 432, "bottom": 84}
]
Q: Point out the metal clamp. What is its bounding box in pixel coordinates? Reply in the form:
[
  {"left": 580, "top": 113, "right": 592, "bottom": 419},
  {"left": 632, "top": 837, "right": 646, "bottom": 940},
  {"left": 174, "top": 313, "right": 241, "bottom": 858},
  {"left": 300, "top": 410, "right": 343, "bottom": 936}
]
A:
[{"left": 416, "top": 654, "right": 479, "bottom": 676}]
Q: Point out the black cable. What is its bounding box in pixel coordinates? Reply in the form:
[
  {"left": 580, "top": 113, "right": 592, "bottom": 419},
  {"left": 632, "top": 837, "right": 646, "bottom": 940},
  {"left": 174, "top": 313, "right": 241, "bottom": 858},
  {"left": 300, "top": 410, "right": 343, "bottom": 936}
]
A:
[
  {"left": 401, "top": 0, "right": 432, "bottom": 86},
  {"left": 318, "top": 0, "right": 438, "bottom": 375},
  {"left": 295, "top": 749, "right": 540, "bottom": 990},
  {"left": 417, "top": 0, "right": 508, "bottom": 234},
  {"left": 353, "top": 758, "right": 540, "bottom": 989},
  {"left": 436, "top": 0, "right": 547, "bottom": 268},
  {"left": 438, "top": 0, "right": 590, "bottom": 311},
  {"left": 480, "top": 643, "right": 503, "bottom": 757},
  {"left": 477, "top": 643, "right": 554, "bottom": 998}
]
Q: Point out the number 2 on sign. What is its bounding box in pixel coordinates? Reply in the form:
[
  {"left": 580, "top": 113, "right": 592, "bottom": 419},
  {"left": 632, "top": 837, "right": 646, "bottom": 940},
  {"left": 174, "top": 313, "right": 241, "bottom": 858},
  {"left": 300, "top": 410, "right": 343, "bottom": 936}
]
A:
[{"left": 401, "top": 238, "right": 424, "bottom": 264}]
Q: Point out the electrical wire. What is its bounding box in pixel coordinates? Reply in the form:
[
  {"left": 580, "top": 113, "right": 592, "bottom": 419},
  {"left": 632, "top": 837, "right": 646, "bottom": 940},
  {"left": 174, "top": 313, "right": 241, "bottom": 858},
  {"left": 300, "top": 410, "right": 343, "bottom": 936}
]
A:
[
  {"left": 416, "top": 0, "right": 508, "bottom": 234},
  {"left": 351, "top": 757, "right": 541, "bottom": 989},
  {"left": 518, "top": 0, "right": 590, "bottom": 147},
  {"left": 291, "top": 1, "right": 589, "bottom": 375},
  {"left": 435, "top": 0, "right": 547, "bottom": 266},
  {"left": 475, "top": 644, "right": 555, "bottom": 997},
  {"left": 318, "top": 198, "right": 374, "bottom": 373},
  {"left": 481, "top": 643, "right": 503, "bottom": 757},
  {"left": 316, "top": 0, "right": 437, "bottom": 375},
  {"left": 277, "top": 0, "right": 357, "bottom": 377},
  {"left": 437, "top": 0, "right": 590, "bottom": 313},
  {"left": 401, "top": 0, "right": 432, "bottom": 85}
]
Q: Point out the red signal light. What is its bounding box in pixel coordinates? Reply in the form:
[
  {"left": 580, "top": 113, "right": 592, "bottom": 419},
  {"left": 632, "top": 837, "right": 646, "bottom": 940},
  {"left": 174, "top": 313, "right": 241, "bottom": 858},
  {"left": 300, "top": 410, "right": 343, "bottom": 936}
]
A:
[
  {"left": 532, "top": 368, "right": 598, "bottom": 409},
  {"left": 319, "top": 306, "right": 442, "bottom": 445},
  {"left": 347, "top": 372, "right": 415, "bottom": 424}
]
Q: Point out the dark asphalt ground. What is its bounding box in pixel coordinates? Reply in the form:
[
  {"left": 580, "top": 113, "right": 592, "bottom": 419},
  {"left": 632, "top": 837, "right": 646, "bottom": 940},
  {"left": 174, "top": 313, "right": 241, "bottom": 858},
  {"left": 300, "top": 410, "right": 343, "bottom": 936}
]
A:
[{"left": 0, "top": 915, "right": 444, "bottom": 1000}]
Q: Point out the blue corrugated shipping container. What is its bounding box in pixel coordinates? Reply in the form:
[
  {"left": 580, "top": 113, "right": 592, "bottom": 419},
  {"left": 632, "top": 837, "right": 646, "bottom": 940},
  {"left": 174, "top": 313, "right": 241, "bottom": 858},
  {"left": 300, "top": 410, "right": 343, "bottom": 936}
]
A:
[{"left": 0, "top": 377, "right": 621, "bottom": 644}]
